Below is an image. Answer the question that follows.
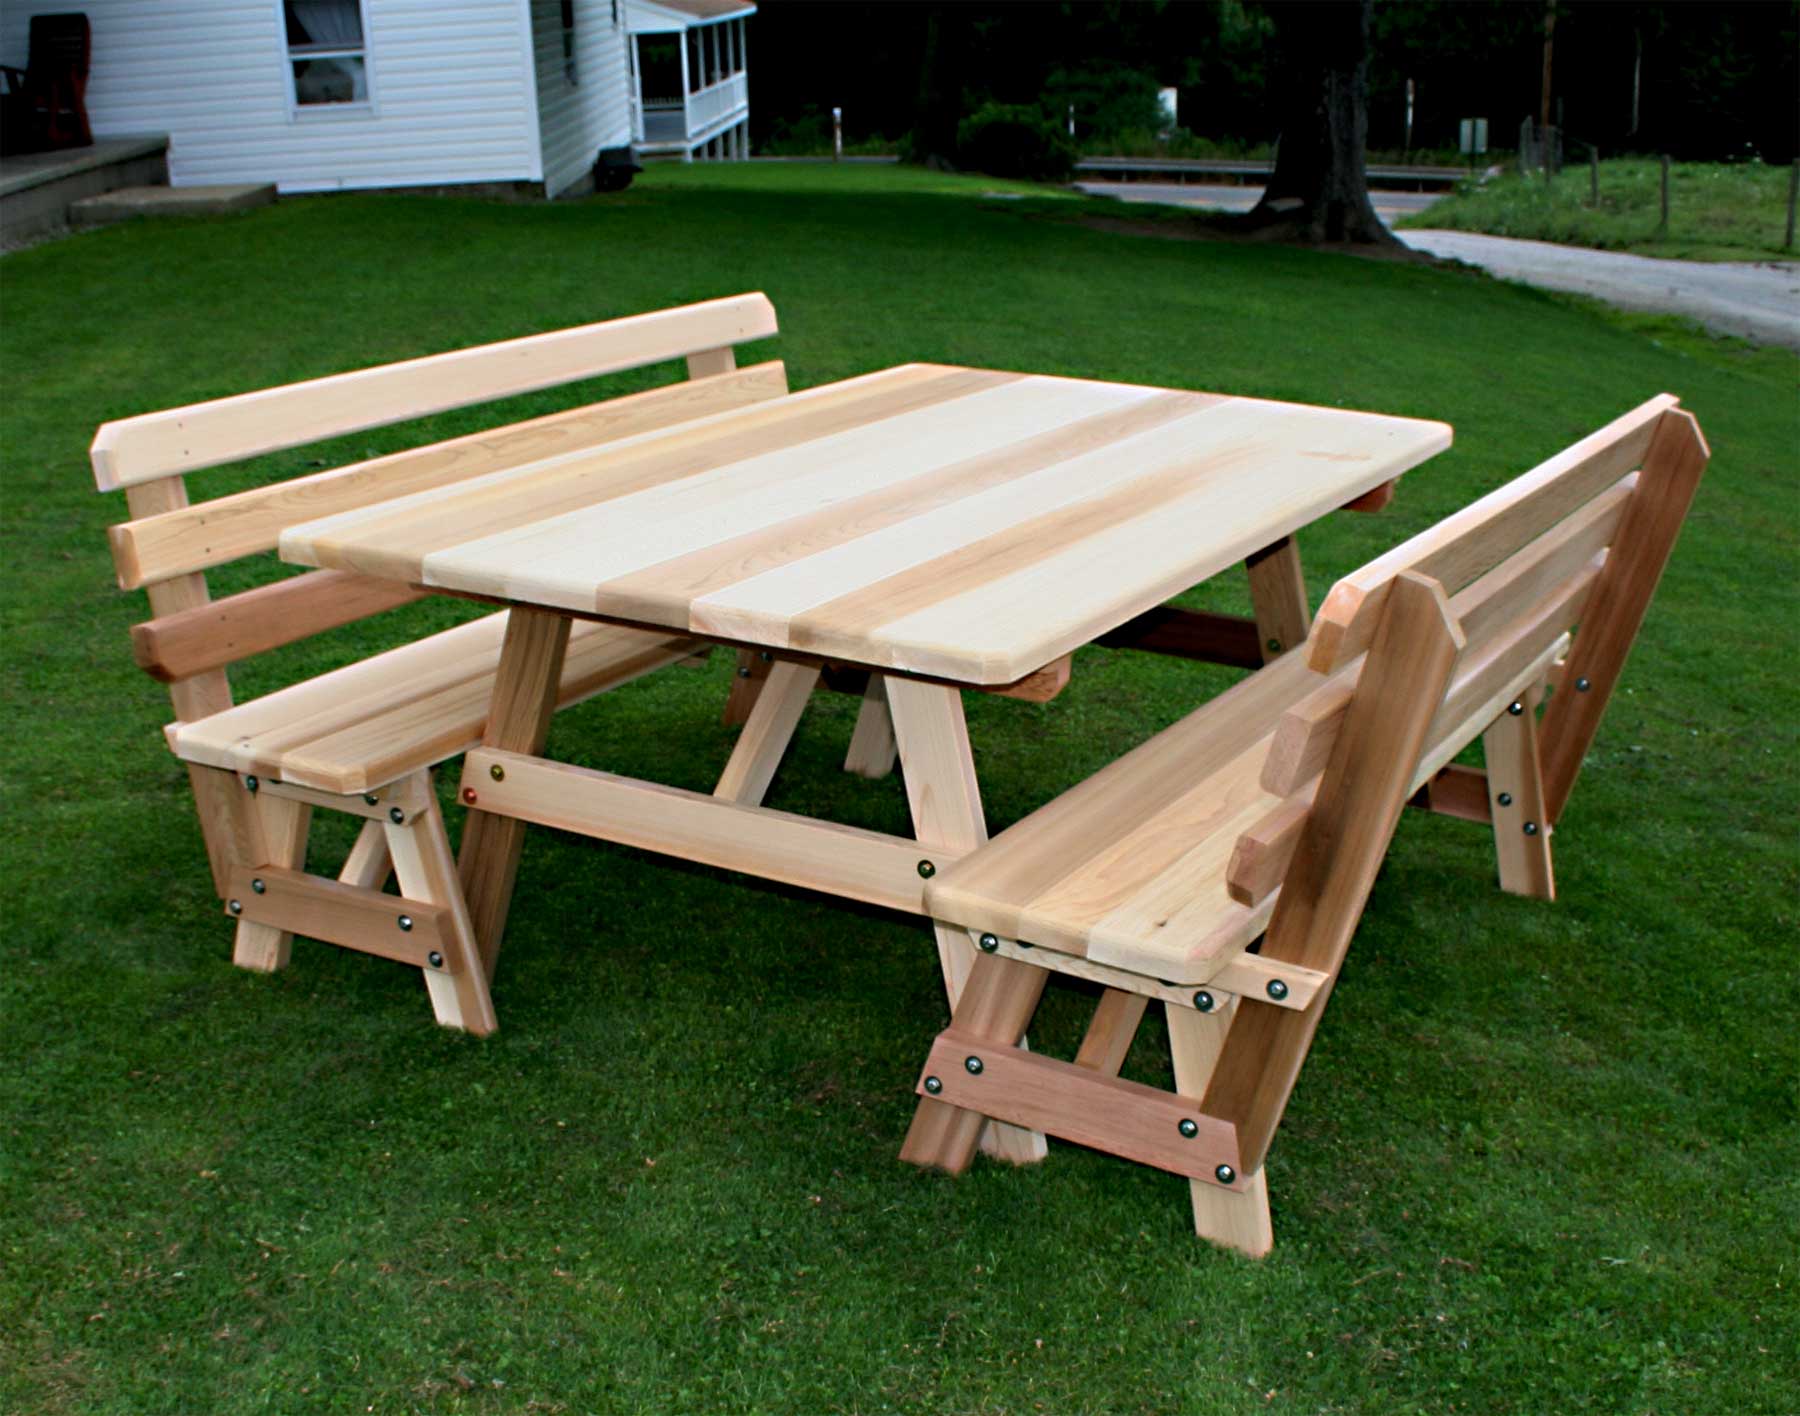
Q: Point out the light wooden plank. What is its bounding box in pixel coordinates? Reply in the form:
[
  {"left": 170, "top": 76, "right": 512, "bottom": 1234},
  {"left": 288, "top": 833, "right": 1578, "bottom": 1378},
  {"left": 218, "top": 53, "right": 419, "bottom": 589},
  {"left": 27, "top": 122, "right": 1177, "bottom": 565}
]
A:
[
  {"left": 843, "top": 674, "right": 899, "bottom": 779},
  {"left": 387, "top": 782, "right": 497, "bottom": 1035},
  {"left": 1073, "top": 989, "right": 1149, "bottom": 1076},
  {"left": 131, "top": 570, "right": 428, "bottom": 682},
  {"left": 973, "top": 932, "right": 1326, "bottom": 1013},
  {"left": 1308, "top": 395, "right": 1674, "bottom": 673},
  {"left": 338, "top": 819, "right": 393, "bottom": 890},
  {"left": 457, "top": 747, "right": 954, "bottom": 915},
  {"left": 92, "top": 293, "right": 780, "bottom": 490},
  {"left": 109, "top": 362, "right": 792, "bottom": 589},
  {"left": 284, "top": 366, "right": 1015, "bottom": 586},
  {"left": 230, "top": 793, "right": 309, "bottom": 973},
  {"left": 1539, "top": 408, "right": 1708, "bottom": 823},
  {"left": 913, "top": 1028, "right": 1243, "bottom": 1184},
  {"left": 224, "top": 864, "right": 450, "bottom": 964}
]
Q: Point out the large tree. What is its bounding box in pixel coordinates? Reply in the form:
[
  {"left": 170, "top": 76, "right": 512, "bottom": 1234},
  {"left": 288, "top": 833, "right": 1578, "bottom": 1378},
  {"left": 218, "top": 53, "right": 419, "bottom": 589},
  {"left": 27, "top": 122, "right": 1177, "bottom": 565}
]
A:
[{"left": 1242, "top": 0, "right": 1395, "bottom": 245}]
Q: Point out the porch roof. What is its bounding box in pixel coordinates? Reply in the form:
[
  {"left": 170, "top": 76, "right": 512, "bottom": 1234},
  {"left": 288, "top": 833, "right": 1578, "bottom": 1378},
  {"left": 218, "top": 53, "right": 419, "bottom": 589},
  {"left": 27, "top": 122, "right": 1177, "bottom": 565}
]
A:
[{"left": 627, "top": 0, "right": 756, "bottom": 34}]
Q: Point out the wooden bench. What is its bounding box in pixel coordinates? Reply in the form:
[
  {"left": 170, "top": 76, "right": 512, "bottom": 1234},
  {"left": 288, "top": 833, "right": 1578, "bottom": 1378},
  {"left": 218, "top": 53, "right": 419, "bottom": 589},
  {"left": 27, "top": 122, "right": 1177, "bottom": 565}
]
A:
[
  {"left": 901, "top": 395, "right": 1709, "bottom": 1255},
  {"left": 96, "top": 294, "right": 786, "bottom": 1035}
]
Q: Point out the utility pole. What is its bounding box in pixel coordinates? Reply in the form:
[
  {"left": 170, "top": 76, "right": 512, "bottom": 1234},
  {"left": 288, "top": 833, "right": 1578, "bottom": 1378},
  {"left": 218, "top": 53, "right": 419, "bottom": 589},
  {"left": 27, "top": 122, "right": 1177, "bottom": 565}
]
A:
[{"left": 1540, "top": 1, "right": 1556, "bottom": 133}]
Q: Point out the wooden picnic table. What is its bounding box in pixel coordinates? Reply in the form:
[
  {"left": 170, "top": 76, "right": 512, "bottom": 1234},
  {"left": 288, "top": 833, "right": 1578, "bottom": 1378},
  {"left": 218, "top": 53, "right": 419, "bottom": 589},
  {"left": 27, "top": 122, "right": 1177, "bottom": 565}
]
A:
[{"left": 279, "top": 361, "right": 1449, "bottom": 1159}]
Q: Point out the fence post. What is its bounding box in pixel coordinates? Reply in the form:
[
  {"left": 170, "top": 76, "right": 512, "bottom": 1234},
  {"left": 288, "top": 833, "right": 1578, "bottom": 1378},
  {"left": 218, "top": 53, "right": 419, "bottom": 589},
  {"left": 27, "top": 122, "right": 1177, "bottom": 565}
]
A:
[
  {"left": 1589, "top": 144, "right": 1599, "bottom": 206},
  {"left": 1658, "top": 154, "right": 1670, "bottom": 237},
  {"left": 1786, "top": 158, "right": 1798, "bottom": 251},
  {"left": 832, "top": 106, "right": 842, "bottom": 162}
]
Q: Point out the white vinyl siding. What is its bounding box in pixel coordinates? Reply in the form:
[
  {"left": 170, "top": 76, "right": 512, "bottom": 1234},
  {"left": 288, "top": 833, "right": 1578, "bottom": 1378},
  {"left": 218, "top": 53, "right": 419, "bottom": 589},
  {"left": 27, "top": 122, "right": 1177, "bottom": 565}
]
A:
[
  {"left": 531, "top": 0, "right": 632, "bottom": 197},
  {"left": 0, "top": 0, "right": 542, "bottom": 193}
]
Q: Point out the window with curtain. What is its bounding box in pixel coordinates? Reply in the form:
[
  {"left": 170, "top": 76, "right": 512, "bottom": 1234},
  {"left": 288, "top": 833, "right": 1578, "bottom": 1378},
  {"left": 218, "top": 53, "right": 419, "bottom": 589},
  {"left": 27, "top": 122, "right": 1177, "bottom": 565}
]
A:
[{"left": 284, "top": 0, "right": 368, "bottom": 107}]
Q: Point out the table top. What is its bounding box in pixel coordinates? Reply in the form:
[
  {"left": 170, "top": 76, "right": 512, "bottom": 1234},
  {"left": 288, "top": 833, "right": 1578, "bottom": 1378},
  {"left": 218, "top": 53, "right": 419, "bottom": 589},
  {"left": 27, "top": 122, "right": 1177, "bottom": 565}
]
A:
[{"left": 281, "top": 364, "right": 1451, "bottom": 684}]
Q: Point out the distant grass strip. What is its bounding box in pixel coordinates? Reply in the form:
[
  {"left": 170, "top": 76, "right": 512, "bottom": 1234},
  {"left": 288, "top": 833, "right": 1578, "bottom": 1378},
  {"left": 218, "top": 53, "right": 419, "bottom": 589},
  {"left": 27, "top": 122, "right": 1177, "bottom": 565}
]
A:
[{"left": 1404, "top": 156, "right": 1798, "bottom": 261}]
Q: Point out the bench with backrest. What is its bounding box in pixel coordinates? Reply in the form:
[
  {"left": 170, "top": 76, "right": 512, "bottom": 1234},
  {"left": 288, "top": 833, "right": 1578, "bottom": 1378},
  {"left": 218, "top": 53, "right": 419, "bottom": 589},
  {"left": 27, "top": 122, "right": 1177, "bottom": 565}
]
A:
[
  {"left": 97, "top": 294, "right": 786, "bottom": 1036},
  {"left": 900, "top": 394, "right": 1708, "bottom": 1255}
]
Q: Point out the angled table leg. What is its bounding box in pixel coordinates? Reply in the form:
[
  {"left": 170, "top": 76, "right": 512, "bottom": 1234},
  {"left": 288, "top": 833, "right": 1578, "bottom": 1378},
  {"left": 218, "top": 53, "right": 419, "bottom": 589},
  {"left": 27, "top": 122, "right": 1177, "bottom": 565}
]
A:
[
  {"left": 1245, "top": 535, "right": 1311, "bottom": 663},
  {"left": 886, "top": 676, "right": 1048, "bottom": 1165},
  {"left": 844, "top": 674, "right": 899, "bottom": 780},
  {"left": 457, "top": 607, "right": 570, "bottom": 978},
  {"left": 232, "top": 789, "right": 310, "bottom": 972},
  {"left": 387, "top": 772, "right": 497, "bottom": 1035},
  {"left": 714, "top": 659, "right": 821, "bottom": 806},
  {"left": 721, "top": 649, "right": 772, "bottom": 726}
]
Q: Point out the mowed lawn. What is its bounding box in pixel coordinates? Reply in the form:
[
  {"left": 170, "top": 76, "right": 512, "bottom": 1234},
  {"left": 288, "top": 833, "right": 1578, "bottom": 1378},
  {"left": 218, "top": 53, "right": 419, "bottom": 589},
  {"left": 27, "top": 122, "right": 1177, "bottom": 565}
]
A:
[{"left": 2, "top": 163, "right": 1795, "bottom": 1415}]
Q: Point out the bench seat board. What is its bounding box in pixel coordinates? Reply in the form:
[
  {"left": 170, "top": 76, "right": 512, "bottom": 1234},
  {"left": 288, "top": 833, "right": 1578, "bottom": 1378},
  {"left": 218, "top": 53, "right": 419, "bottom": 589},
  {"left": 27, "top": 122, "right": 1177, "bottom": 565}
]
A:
[{"left": 172, "top": 615, "right": 699, "bottom": 795}]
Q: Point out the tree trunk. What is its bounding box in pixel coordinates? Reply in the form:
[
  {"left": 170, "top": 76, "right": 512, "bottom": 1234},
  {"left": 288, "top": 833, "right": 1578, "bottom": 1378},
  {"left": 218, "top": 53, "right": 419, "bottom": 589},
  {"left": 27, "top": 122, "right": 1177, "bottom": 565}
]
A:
[
  {"left": 1243, "top": 0, "right": 1394, "bottom": 245},
  {"left": 909, "top": 5, "right": 964, "bottom": 170}
]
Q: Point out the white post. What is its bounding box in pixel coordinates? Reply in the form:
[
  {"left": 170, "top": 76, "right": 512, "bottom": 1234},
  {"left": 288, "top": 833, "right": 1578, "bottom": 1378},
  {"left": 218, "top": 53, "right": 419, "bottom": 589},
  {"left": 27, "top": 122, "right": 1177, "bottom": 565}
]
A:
[{"left": 833, "top": 105, "right": 842, "bottom": 161}]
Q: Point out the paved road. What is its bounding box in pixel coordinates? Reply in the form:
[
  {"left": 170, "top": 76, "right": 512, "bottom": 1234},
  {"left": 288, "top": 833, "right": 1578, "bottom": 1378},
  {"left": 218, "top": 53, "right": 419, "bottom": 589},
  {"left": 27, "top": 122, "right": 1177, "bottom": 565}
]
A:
[
  {"left": 1078, "top": 180, "right": 1800, "bottom": 350},
  {"left": 1076, "top": 179, "right": 1440, "bottom": 227},
  {"left": 1396, "top": 229, "right": 1800, "bottom": 350}
]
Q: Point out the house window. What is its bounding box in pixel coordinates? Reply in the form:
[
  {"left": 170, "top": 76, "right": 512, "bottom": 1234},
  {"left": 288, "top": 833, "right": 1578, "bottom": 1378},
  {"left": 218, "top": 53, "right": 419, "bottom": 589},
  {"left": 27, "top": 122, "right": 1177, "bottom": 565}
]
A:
[
  {"left": 561, "top": 0, "right": 577, "bottom": 84},
  {"left": 283, "top": 0, "right": 368, "bottom": 107}
]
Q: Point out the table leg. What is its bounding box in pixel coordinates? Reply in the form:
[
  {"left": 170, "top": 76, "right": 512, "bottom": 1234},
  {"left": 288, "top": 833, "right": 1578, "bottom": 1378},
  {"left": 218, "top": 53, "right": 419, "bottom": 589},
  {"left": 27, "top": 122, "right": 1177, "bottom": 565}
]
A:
[
  {"left": 714, "top": 659, "right": 820, "bottom": 806},
  {"left": 721, "top": 649, "right": 772, "bottom": 726},
  {"left": 885, "top": 676, "right": 1048, "bottom": 1165},
  {"left": 457, "top": 607, "right": 570, "bottom": 978},
  {"left": 1245, "top": 535, "right": 1311, "bottom": 663},
  {"left": 843, "top": 674, "right": 899, "bottom": 780}
]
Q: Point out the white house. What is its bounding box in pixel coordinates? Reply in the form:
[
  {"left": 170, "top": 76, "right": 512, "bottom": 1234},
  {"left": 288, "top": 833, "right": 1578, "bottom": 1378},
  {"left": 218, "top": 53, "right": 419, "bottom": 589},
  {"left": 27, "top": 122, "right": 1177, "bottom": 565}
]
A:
[{"left": 0, "top": 0, "right": 755, "bottom": 198}]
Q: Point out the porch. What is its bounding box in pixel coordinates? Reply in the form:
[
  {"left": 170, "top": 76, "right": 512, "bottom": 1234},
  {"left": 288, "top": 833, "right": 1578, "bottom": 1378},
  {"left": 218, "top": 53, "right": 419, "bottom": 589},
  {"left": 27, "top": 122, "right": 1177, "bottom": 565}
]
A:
[{"left": 627, "top": 0, "right": 754, "bottom": 161}]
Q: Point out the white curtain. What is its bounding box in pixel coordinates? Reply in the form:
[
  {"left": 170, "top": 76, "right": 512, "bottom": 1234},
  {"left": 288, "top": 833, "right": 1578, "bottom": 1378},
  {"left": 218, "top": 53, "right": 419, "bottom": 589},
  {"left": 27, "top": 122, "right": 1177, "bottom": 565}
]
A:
[{"left": 290, "top": 0, "right": 362, "bottom": 47}]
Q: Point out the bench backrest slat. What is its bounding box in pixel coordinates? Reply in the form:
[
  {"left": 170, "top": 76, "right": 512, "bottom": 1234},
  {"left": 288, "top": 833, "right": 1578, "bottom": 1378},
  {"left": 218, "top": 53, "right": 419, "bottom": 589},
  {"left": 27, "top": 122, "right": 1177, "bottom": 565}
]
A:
[
  {"left": 110, "top": 360, "right": 787, "bottom": 590},
  {"left": 1306, "top": 394, "right": 1675, "bottom": 675},
  {"left": 91, "top": 293, "right": 778, "bottom": 491}
]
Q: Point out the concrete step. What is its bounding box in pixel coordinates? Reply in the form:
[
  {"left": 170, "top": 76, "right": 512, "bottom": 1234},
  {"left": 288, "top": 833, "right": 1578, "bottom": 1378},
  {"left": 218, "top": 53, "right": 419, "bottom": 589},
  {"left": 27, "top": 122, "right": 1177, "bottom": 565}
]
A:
[{"left": 70, "top": 183, "right": 276, "bottom": 225}]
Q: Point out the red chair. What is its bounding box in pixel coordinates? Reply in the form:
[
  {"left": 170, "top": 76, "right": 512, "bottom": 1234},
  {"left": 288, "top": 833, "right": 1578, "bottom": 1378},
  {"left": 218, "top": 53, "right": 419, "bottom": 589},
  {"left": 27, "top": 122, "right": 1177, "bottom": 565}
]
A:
[{"left": 1, "top": 13, "right": 93, "bottom": 155}]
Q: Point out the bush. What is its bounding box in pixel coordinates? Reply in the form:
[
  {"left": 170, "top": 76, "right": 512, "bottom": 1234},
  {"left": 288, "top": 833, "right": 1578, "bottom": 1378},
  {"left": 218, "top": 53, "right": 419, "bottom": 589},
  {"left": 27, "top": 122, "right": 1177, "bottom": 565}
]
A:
[
  {"left": 1043, "top": 63, "right": 1168, "bottom": 145},
  {"left": 955, "top": 103, "right": 1077, "bottom": 183}
]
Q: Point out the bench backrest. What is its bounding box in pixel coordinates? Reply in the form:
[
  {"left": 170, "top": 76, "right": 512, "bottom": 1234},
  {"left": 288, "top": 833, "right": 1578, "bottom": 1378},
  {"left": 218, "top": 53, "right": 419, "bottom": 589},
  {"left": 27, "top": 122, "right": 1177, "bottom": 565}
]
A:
[
  {"left": 1207, "top": 395, "right": 1708, "bottom": 1172},
  {"left": 97, "top": 294, "right": 785, "bottom": 701}
]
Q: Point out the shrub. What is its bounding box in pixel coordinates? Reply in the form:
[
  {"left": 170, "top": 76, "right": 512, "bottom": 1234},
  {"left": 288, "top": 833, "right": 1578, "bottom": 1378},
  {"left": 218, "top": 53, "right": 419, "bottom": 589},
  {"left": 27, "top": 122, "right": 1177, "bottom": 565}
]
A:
[{"left": 955, "top": 103, "right": 1077, "bottom": 183}]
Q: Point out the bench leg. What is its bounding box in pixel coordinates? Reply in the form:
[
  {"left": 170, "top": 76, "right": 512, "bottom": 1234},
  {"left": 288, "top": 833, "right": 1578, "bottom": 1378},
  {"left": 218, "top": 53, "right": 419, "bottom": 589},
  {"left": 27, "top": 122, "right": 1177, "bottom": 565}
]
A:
[
  {"left": 1245, "top": 535, "right": 1311, "bottom": 663},
  {"left": 843, "top": 674, "right": 899, "bottom": 780},
  {"left": 721, "top": 649, "right": 772, "bottom": 726},
  {"left": 1169, "top": 1000, "right": 1273, "bottom": 1256},
  {"left": 232, "top": 792, "right": 310, "bottom": 973},
  {"left": 338, "top": 818, "right": 393, "bottom": 890},
  {"left": 714, "top": 660, "right": 820, "bottom": 805},
  {"left": 1482, "top": 684, "right": 1555, "bottom": 900},
  {"left": 1073, "top": 988, "right": 1148, "bottom": 1075},
  {"left": 388, "top": 775, "right": 496, "bottom": 1036},
  {"left": 886, "top": 677, "right": 1047, "bottom": 1165},
  {"left": 900, "top": 953, "right": 1049, "bottom": 1172},
  {"left": 458, "top": 608, "right": 570, "bottom": 979}
]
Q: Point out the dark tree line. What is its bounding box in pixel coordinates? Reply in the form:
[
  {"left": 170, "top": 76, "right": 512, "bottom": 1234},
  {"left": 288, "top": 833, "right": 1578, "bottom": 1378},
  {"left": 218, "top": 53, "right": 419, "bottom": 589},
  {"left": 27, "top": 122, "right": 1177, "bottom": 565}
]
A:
[{"left": 749, "top": 1, "right": 1799, "bottom": 165}]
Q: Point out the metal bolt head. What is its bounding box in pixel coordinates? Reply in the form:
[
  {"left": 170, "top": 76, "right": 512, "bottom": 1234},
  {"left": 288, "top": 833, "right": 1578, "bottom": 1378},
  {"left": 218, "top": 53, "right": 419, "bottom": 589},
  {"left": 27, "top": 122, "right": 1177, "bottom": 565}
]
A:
[
  {"left": 1523, "top": 821, "right": 1540, "bottom": 837},
  {"left": 759, "top": 651, "right": 774, "bottom": 663},
  {"left": 1193, "top": 990, "right": 1215, "bottom": 1013},
  {"left": 251, "top": 878, "right": 266, "bottom": 895},
  {"left": 364, "top": 793, "right": 379, "bottom": 807},
  {"left": 389, "top": 806, "right": 405, "bottom": 824},
  {"left": 228, "top": 898, "right": 243, "bottom": 915},
  {"left": 923, "top": 1075, "right": 943, "bottom": 1095},
  {"left": 1266, "top": 978, "right": 1289, "bottom": 1001},
  {"left": 978, "top": 933, "right": 999, "bottom": 953},
  {"left": 1214, "top": 1163, "right": 1237, "bottom": 1185},
  {"left": 1508, "top": 701, "right": 1525, "bottom": 716},
  {"left": 427, "top": 950, "right": 444, "bottom": 969},
  {"left": 461, "top": 787, "right": 478, "bottom": 805},
  {"left": 1266, "top": 637, "right": 1282, "bottom": 653},
  {"left": 963, "top": 1055, "right": 983, "bottom": 1076},
  {"left": 737, "top": 666, "right": 752, "bottom": 678},
  {"left": 397, "top": 914, "right": 414, "bottom": 932},
  {"left": 1178, "top": 1118, "right": 1199, "bottom": 1139},
  {"left": 244, "top": 775, "right": 259, "bottom": 793},
  {"left": 489, "top": 762, "right": 506, "bottom": 782},
  {"left": 1497, "top": 791, "right": 1514, "bottom": 807},
  {"left": 1575, "top": 676, "right": 1592, "bottom": 692},
  {"left": 917, "top": 859, "right": 936, "bottom": 879}
]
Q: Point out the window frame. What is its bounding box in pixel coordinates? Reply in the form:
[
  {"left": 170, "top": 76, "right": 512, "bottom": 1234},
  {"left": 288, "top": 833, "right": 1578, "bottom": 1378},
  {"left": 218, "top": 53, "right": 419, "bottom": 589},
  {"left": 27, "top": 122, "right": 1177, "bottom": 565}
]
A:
[{"left": 277, "top": 0, "right": 377, "bottom": 120}]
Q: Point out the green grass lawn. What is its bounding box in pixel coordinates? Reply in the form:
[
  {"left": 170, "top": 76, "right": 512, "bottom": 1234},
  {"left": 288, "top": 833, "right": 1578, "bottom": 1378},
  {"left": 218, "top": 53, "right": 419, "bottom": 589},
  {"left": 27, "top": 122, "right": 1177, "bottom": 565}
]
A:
[
  {"left": 3, "top": 162, "right": 1796, "bottom": 1415},
  {"left": 1403, "top": 157, "right": 1799, "bottom": 261}
]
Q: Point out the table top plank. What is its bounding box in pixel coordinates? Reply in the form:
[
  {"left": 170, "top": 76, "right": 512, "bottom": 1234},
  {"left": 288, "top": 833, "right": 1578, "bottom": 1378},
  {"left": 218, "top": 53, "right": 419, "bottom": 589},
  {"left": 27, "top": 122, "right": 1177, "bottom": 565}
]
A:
[{"left": 283, "top": 366, "right": 1451, "bottom": 684}]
